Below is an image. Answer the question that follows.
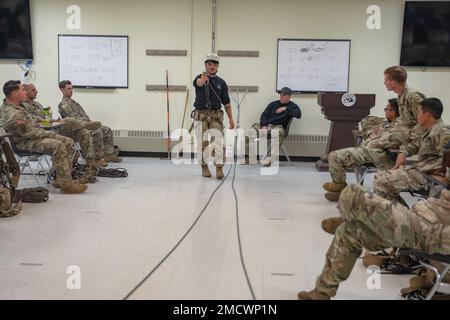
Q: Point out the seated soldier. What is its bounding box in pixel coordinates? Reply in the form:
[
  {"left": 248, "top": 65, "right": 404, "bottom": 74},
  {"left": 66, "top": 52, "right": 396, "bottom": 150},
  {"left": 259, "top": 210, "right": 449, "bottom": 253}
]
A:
[
  {"left": 22, "top": 83, "right": 107, "bottom": 172},
  {"left": 58, "top": 80, "right": 122, "bottom": 163},
  {"left": 373, "top": 98, "right": 450, "bottom": 206},
  {"left": 298, "top": 181, "right": 450, "bottom": 300},
  {"left": 323, "top": 99, "right": 409, "bottom": 202},
  {"left": 245, "top": 87, "right": 301, "bottom": 166},
  {"left": 0, "top": 80, "right": 87, "bottom": 194}
]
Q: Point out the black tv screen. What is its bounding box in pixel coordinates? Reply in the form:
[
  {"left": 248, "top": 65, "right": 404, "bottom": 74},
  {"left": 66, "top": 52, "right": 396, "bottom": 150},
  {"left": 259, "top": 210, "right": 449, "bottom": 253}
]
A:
[
  {"left": 0, "top": 0, "right": 33, "bottom": 59},
  {"left": 400, "top": 1, "right": 450, "bottom": 67}
]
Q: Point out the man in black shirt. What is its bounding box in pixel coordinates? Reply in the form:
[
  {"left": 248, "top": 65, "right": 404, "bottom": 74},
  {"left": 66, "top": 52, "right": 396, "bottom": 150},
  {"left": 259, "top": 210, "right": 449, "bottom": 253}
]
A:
[
  {"left": 245, "top": 87, "right": 301, "bottom": 166},
  {"left": 192, "top": 53, "right": 235, "bottom": 179}
]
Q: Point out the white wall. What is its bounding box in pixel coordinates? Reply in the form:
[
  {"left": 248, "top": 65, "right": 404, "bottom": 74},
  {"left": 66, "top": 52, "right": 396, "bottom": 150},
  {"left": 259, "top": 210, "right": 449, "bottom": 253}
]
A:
[{"left": 1, "top": 0, "right": 449, "bottom": 138}]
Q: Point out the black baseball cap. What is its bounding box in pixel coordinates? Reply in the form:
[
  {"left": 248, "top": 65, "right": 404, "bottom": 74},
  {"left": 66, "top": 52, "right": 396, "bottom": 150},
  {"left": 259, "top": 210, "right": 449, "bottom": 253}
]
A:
[{"left": 280, "top": 87, "right": 292, "bottom": 96}]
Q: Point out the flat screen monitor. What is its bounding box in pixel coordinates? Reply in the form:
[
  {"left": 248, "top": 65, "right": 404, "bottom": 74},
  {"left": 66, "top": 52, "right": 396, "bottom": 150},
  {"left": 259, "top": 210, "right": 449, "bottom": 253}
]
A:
[
  {"left": 0, "top": 0, "right": 33, "bottom": 60},
  {"left": 400, "top": 1, "right": 450, "bottom": 67}
]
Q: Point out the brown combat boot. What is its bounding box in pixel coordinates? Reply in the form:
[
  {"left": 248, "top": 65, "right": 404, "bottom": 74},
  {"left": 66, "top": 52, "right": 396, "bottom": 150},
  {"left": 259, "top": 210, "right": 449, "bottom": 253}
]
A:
[
  {"left": 324, "top": 192, "right": 340, "bottom": 202},
  {"left": 202, "top": 165, "right": 211, "bottom": 178},
  {"left": 95, "top": 158, "right": 108, "bottom": 168},
  {"left": 297, "top": 290, "right": 331, "bottom": 300},
  {"left": 260, "top": 157, "right": 272, "bottom": 167},
  {"left": 321, "top": 217, "right": 344, "bottom": 235},
  {"left": 84, "top": 121, "right": 102, "bottom": 130},
  {"left": 104, "top": 153, "right": 122, "bottom": 163},
  {"left": 78, "top": 160, "right": 98, "bottom": 184},
  {"left": 60, "top": 180, "right": 88, "bottom": 194},
  {"left": 323, "top": 182, "right": 347, "bottom": 193},
  {"left": 216, "top": 166, "right": 224, "bottom": 180}
]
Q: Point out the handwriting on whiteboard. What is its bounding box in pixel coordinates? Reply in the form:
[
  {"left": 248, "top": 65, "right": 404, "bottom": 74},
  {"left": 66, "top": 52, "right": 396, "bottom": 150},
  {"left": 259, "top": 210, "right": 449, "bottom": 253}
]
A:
[
  {"left": 277, "top": 40, "right": 350, "bottom": 92},
  {"left": 59, "top": 36, "right": 128, "bottom": 87}
]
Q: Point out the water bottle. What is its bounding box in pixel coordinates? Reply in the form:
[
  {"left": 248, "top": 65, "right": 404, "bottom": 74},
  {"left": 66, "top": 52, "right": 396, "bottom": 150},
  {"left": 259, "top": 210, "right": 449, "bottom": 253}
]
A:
[{"left": 41, "top": 107, "right": 50, "bottom": 126}]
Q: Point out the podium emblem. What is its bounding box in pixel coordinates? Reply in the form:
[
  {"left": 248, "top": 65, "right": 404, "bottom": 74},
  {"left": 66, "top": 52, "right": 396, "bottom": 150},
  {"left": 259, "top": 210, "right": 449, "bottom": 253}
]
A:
[{"left": 341, "top": 93, "right": 356, "bottom": 107}]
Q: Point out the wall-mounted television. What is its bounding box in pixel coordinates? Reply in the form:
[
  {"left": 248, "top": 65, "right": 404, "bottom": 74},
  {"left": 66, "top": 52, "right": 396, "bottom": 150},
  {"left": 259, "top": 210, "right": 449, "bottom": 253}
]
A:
[
  {"left": 0, "top": 0, "right": 33, "bottom": 60},
  {"left": 400, "top": 1, "right": 450, "bottom": 67}
]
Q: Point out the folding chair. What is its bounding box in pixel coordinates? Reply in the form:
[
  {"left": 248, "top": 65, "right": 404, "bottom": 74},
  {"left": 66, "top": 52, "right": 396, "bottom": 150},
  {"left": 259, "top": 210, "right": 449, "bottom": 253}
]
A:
[
  {"left": 412, "top": 146, "right": 450, "bottom": 200},
  {"left": 261, "top": 118, "right": 295, "bottom": 166},
  {"left": 280, "top": 118, "right": 294, "bottom": 166},
  {"left": 7, "top": 135, "right": 51, "bottom": 186},
  {"left": 399, "top": 249, "right": 450, "bottom": 300}
]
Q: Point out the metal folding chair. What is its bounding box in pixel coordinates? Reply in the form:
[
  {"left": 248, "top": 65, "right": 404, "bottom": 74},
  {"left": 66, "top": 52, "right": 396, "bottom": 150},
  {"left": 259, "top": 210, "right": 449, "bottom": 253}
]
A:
[
  {"left": 7, "top": 135, "right": 51, "bottom": 186},
  {"left": 399, "top": 249, "right": 450, "bottom": 300},
  {"left": 261, "top": 118, "right": 295, "bottom": 166}
]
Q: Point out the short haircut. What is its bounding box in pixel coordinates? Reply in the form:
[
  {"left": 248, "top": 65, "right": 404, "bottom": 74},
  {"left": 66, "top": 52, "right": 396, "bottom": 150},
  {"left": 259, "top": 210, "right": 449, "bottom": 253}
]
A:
[
  {"left": 420, "top": 98, "right": 443, "bottom": 119},
  {"left": 3, "top": 80, "right": 21, "bottom": 97},
  {"left": 388, "top": 98, "right": 399, "bottom": 117},
  {"left": 23, "top": 82, "right": 35, "bottom": 90},
  {"left": 384, "top": 66, "right": 407, "bottom": 84},
  {"left": 59, "top": 80, "right": 72, "bottom": 89}
]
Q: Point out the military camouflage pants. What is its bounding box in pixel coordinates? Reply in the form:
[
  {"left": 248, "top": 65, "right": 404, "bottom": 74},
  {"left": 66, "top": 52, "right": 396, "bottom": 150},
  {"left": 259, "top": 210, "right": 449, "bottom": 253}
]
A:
[
  {"left": 328, "top": 147, "right": 394, "bottom": 184},
  {"left": 244, "top": 123, "right": 285, "bottom": 158},
  {"left": 373, "top": 167, "right": 428, "bottom": 202},
  {"left": 193, "top": 109, "right": 224, "bottom": 167},
  {"left": 17, "top": 135, "right": 75, "bottom": 183},
  {"left": 56, "top": 118, "right": 94, "bottom": 160},
  {"left": 91, "top": 125, "right": 114, "bottom": 159},
  {"left": 315, "top": 184, "right": 450, "bottom": 297},
  {"left": 383, "top": 123, "right": 425, "bottom": 149}
]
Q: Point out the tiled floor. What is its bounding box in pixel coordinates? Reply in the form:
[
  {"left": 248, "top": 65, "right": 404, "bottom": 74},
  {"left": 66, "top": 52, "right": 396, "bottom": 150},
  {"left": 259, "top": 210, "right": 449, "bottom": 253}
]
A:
[{"left": 0, "top": 157, "right": 410, "bottom": 300}]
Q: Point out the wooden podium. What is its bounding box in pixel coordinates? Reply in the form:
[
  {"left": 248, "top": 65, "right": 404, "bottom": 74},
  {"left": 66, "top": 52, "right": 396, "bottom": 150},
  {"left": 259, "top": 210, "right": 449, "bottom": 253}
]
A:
[{"left": 316, "top": 93, "right": 376, "bottom": 171}]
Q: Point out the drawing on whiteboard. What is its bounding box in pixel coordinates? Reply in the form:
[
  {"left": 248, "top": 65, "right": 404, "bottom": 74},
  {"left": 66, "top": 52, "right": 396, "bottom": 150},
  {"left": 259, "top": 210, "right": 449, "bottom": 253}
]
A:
[
  {"left": 111, "top": 39, "right": 126, "bottom": 57},
  {"left": 58, "top": 35, "right": 128, "bottom": 88},
  {"left": 277, "top": 39, "right": 351, "bottom": 93}
]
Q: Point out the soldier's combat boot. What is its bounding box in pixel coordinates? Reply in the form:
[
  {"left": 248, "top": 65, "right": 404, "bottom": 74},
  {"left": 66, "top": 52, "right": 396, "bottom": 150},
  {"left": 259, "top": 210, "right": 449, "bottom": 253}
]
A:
[
  {"left": 94, "top": 158, "right": 108, "bottom": 168},
  {"left": 216, "top": 166, "right": 224, "bottom": 180},
  {"left": 104, "top": 153, "right": 122, "bottom": 162},
  {"left": 321, "top": 217, "right": 344, "bottom": 235},
  {"left": 324, "top": 192, "right": 340, "bottom": 202},
  {"left": 260, "top": 157, "right": 271, "bottom": 167},
  {"left": 202, "top": 165, "right": 211, "bottom": 178},
  {"left": 322, "top": 182, "right": 347, "bottom": 193},
  {"left": 84, "top": 121, "right": 102, "bottom": 130},
  {"left": 60, "top": 180, "right": 88, "bottom": 194},
  {"left": 297, "top": 290, "right": 331, "bottom": 300}
]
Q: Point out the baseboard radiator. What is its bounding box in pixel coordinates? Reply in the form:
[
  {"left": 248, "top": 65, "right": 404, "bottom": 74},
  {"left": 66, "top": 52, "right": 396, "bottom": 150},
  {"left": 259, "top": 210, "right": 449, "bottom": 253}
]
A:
[{"left": 112, "top": 130, "right": 328, "bottom": 157}]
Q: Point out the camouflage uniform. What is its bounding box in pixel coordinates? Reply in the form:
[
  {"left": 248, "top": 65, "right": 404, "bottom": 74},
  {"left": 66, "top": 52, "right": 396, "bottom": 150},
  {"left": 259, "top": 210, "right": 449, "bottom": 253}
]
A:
[
  {"left": 21, "top": 100, "right": 45, "bottom": 120},
  {"left": 0, "top": 101, "right": 75, "bottom": 184},
  {"left": 360, "top": 116, "right": 386, "bottom": 140},
  {"left": 193, "top": 109, "right": 225, "bottom": 167},
  {"left": 373, "top": 120, "right": 450, "bottom": 201},
  {"left": 314, "top": 183, "right": 450, "bottom": 297},
  {"left": 398, "top": 87, "right": 426, "bottom": 129},
  {"left": 244, "top": 123, "right": 285, "bottom": 159},
  {"left": 22, "top": 101, "right": 94, "bottom": 161},
  {"left": 192, "top": 73, "right": 231, "bottom": 168},
  {"left": 58, "top": 97, "right": 115, "bottom": 158},
  {"left": 384, "top": 87, "right": 426, "bottom": 148},
  {"left": 328, "top": 118, "right": 409, "bottom": 184}
]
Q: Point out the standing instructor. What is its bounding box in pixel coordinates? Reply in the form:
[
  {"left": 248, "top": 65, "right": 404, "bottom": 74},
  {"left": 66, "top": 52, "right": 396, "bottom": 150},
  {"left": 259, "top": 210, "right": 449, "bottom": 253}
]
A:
[{"left": 192, "top": 53, "right": 235, "bottom": 179}]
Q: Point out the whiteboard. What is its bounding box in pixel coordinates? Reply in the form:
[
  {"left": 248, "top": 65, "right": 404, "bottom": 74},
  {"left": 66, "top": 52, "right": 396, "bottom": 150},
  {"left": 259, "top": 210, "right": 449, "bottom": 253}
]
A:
[
  {"left": 276, "top": 39, "right": 351, "bottom": 93},
  {"left": 58, "top": 35, "right": 128, "bottom": 88}
]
